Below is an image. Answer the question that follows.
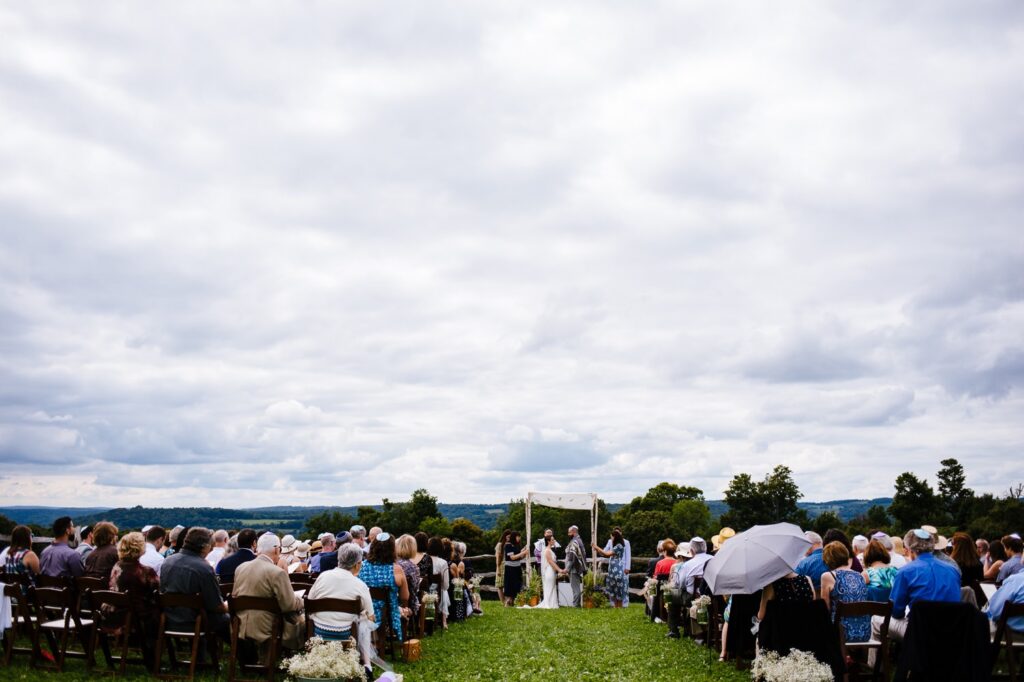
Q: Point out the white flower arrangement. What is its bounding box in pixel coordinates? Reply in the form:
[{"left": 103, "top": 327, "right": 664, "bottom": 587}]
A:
[
  {"left": 280, "top": 637, "right": 364, "bottom": 681},
  {"left": 750, "top": 649, "right": 832, "bottom": 682},
  {"left": 452, "top": 577, "right": 466, "bottom": 600},
  {"left": 643, "top": 578, "right": 659, "bottom": 597},
  {"left": 470, "top": 576, "right": 482, "bottom": 594}
]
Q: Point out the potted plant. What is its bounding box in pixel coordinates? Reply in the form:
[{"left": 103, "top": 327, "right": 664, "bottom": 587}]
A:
[
  {"left": 582, "top": 570, "right": 608, "bottom": 608},
  {"left": 526, "top": 571, "right": 542, "bottom": 606},
  {"left": 281, "top": 637, "right": 370, "bottom": 681}
]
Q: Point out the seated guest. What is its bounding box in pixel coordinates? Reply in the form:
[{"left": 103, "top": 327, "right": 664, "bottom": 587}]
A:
[
  {"left": 275, "top": 534, "right": 297, "bottom": 571},
  {"left": 232, "top": 533, "right": 304, "bottom": 650},
  {"left": 757, "top": 569, "right": 814, "bottom": 622},
  {"left": 288, "top": 543, "right": 311, "bottom": 574},
  {"left": 872, "top": 532, "right": 906, "bottom": 569},
  {"left": 998, "top": 535, "right": 1024, "bottom": 582},
  {"left": 395, "top": 534, "right": 421, "bottom": 620},
  {"left": 864, "top": 539, "right": 897, "bottom": 601},
  {"left": 307, "top": 543, "right": 375, "bottom": 679},
  {"left": 654, "top": 540, "right": 677, "bottom": 578},
  {"left": 161, "top": 527, "right": 229, "bottom": 639},
  {"left": 868, "top": 528, "right": 960, "bottom": 665},
  {"left": 359, "top": 533, "right": 411, "bottom": 641},
  {"left": 309, "top": 533, "right": 336, "bottom": 573},
  {"left": 109, "top": 531, "right": 160, "bottom": 666},
  {"left": 987, "top": 571, "right": 1024, "bottom": 637},
  {"left": 823, "top": 529, "right": 863, "bottom": 572},
  {"left": 985, "top": 540, "right": 1009, "bottom": 581},
  {"left": 2, "top": 525, "right": 41, "bottom": 581},
  {"left": 795, "top": 531, "right": 828, "bottom": 595},
  {"left": 39, "top": 516, "right": 84, "bottom": 578},
  {"left": 320, "top": 532, "right": 351, "bottom": 572},
  {"left": 647, "top": 540, "right": 666, "bottom": 578},
  {"left": 665, "top": 544, "right": 691, "bottom": 638},
  {"left": 429, "top": 536, "right": 452, "bottom": 625},
  {"left": 84, "top": 521, "right": 119, "bottom": 581},
  {"left": 977, "top": 538, "right": 990, "bottom": 570},
  {"left": 413, "top": 532, "right": 433, "bottom": 602},
  {"left": 819, "top": 541, "right": 870, "bottom": 642},
  {"left": 217, "top": 529, "right": 257, "bottom": 584},
  {"left": 951, "top": 532, "right": 984, "bottom": 587},
  {"left": 140, "top": 526, "right": 166, "bottom": 576},
  {"left": 206, "top": 530, "right": 229, "bottom": 570},
  {"left": 449, "top": 540, "right": 467, "bottom": 622},
  {"left": 77, "top": 525, "right": 95, "bottom": 559},
  {"left": 350, "top": 526, "right": 368, "bottom": 555},
  {"left": 890, "top": 536, "right": 907, "bottom": 568},
  {"left": 851, "top": 535, "right": 869, "bottom": 564},
  {"left": 678, "top": 537, "right": 713, "bottom": 595}
]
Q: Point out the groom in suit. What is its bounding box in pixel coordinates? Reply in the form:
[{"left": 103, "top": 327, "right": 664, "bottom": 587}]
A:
[{"left": 565, "top": 525, "right": 587, "bottom": 607}]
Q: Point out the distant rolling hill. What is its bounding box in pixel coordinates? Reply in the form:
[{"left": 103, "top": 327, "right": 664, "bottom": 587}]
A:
[{"left": 2, "top": 497, "right": 894, "bottom": 534}]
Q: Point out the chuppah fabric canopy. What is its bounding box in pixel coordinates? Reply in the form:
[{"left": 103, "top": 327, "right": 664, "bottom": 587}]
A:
[{"left": 524, "top": 491, "right": 599, "bottom": 575}]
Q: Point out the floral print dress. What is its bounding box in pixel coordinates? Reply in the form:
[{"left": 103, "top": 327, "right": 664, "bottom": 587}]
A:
[
  {"left": 359, "top": 561, "right": 403, "bottom": 641},
  {"left": 605, "top": 544, "right": 629, "bottom": 602}
]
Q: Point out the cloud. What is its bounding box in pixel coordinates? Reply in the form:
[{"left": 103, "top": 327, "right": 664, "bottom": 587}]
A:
[{"left": 0, "top": 2, "right": 1021, "bottom": 506}]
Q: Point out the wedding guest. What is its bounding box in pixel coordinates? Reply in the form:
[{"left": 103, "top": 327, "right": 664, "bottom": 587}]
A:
[
  {"left": 358, "top": 533, "right": 410, "bottom": 641},
  {"left": 819, "top": 541, "right": 870, "bottom": 642},
  {"left": 891, "top": 536, "right": 907, "bottom": 567},
  {"left": 951, "top": 532, "right": 984, "bottom": 586},
  {"left": 873, "top": 532, "right": 906, "bottom": 569},
  {"left": 307, "top": 544, "right": 375, "bottom": 680},
  {"left": 603, "top": 527, "right": 633, "bottom": 586},
  {"left": 655, "top": 540, "right": 677, "bottom": 578},
  {"left": 428, "top": 536, "right": 452, "bottom": 626},
  {"left": 395, "top": 534, "right": 421, "bottom": 620},
  {"left": 206, "top": 530, "right": 229, "bottom": 570},
  {"left": 414, "top": 532, "right": 433, "bottom": 599},
  {"left": 823, "top": 529, "right": 864, "bottom": 572},
  {"left": 76, "top": 525, "right": 95, "bottom": 559},
  {"left": 84, "top": 521, "right": 119, "bottom": 581},
  {"left": 593, "top": 530, "right": 629, "bottom": 608},
  {"left": 678, "top": 537, "right": 713, "bottom": 595},
  {"left": 140, "top": 526, "right": 166, "bottom": 576},
  {"left": 987, "top": 571, "right": 1024, "bottom": 637},
  {"left": 310, "top": 533, "right": 336, "bottom": 573},
  {"left": 495, "top": 530, "right": 511, "bottom": 605},
  {"left": 233, "top": 533, "right": 304, "bottom": 650},
  {"left": 108, "top": 532, "right": 160, "bottom": 667},
  {"left": 449, "top": 541, "right": 467, "bottom": 622},
  {"left": 350, "top": 526, "right": 368, "bottom": 555},
  {"left": 985, "top": 540, "right": 1009, "bottom": 580},
  {"left": 757, "top": 570, "right": 814, "bottom": 622},
  {"left": 977, "top": 538, "right": 990, "bottom": 570},
  {"left": 39, "top": 516, "right": 84, "bottom": 578},
  {"left": 503, "top": 532, "right": 527, "bottom": 607},
  {"left": 998, "top": 535, "right": 1024, "bottom": 582},
  {"left": 795, "top": 531, "right": 827, "bottom": 594},
  {"left": 864, "top": 539, "right": 897, "bottom": 601},
  {"left": 161, "top": 527, "right": 229, "bottom": 640},
  {"left": 851, "top": 535, "right": 869, "bottom": 564},
  {"left": 289, "top": 542, "right": 311, "bottom": 574},
  {"left": 647, "top": 540, "right": 666, "bottom": 578},
  {"left": 217, "top": 528, "right": 257, "bottom": 584},
  {"left": 2, "top": 525, "right": 40, "bottom": 580}
]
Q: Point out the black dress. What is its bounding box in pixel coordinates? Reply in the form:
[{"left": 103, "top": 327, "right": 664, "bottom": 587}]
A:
[{"left": 503, "top": 542, "right": 523, "bottom": 599}]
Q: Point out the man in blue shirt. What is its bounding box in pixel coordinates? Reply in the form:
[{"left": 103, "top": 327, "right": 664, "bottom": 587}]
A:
[
  {"left": 987, "top": 571, "right": 1024, "bottom": 636},
  {"left": 39, "top": 516, "right": 84, "bottom": 578},
  {"left": 997, "top": 535, "right": 1023, "bottom": 582},
  {"left": 869, "top": 528, "right": 960, "bottom": 665},
  {"left": 794, "top": 531, "right": 827, "bottom": 595}
]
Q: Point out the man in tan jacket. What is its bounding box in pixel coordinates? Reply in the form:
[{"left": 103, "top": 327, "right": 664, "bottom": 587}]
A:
[{"left": 232, "top": 533, "right": 304, "bottom": 650}]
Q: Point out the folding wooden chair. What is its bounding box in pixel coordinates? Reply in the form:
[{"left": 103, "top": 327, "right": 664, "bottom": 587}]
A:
[
  {"left": 992, "top": 602, "right": 1024, "bottom": 681},
  {"left": 35, "top": 575, "right": 74, "bottom": 589},
  {"left": 75, "top": 576, "right": 107, "bottom": 622},
  {"left": 3, "top": 582, "right": 41, "bottom": 666},
  {"left": 369, "top": 587, "right": 398, "bottom": 660},
  {"left": 153, "top": 592, "right": 220, "bottom": 681},
  {"left": 836, "top": 599, "right": 892, "bottom": 681},
  {"left": 31, "top": 586, "right": 95, "bottom": 671},
  {"left": 228, "top": 595, "right": 284, "bottom": 682},
  {"left": 220, "top": 583, "right": 234, "bottom": 600},
  {"left": 302, "top": 596, "right": 360, "bottom": 646},
  {"left": 288, "top": 574, "right": 315, "bottom": 590},
  {"left": 88, "top": 589, "right": 149, "bottom": 676}
]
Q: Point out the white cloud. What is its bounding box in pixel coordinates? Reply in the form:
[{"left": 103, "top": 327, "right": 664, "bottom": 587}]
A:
[{"left": 0, "top": 2, "right": 1022, "bottom": 507}]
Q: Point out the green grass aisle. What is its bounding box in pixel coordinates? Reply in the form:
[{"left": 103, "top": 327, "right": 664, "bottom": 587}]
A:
[{"left": 393, "top": 604, "right": 749, "bottom": 681}]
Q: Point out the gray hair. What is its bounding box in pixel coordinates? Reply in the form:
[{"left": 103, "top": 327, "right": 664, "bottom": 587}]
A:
[
  {"left": 183, "top": 527, "right": 213, "bottom": 554},
  {"left": 213, "top": 529, "right": 229, "bottom": 544},
  {"left": 904, "top": 529, "right": 936, "bottom": 555},
  {"left": 320, "top": 533, "right": 336, "bottom": 548},
  {"left": 256, "top": 533, "right": 281, "bottom": 555},
  {"left": 852, "top": 535, "right": 869, "bottom": 553},
  {"left": 690, "top": 538, "right": 707, "bottom": 556},
  {"left": 349, "top": 528, "right": 365, "bottom": 540},
  {"left": 804, "top": 531, "right": 823, "bottom": 547},
  {"left": 338, "top": 543, "right": 363, "bottom": 570}
]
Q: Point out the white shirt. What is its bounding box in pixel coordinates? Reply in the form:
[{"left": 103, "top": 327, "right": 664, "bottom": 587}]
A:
[
  {"left": 307, "top": 568, "right": 373, "bottom": 631},
  {"left": 890, "top": 551, "right": 907, "bottom": 568},
  {"left": 677, "top": 553, "right": 713, "bottom": 592},
  {"left": 141, "top": 543, "right": 165, "bottom": 576},
  {"left": 206, "top": 546, "right": 226, "bottom": 569}
]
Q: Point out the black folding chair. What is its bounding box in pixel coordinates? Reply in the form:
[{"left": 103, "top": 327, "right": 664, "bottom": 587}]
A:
[
  {"left": 228, "top": 595, "right": 283, "bottom": 682},
  {"left": 154, "top": 592, "right": 221, "bottom": 681},
  {"left": 302, "top": 596, "right": 360, "bottom": 647}
]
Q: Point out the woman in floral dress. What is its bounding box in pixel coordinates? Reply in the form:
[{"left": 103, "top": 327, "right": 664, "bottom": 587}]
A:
[
  {"left": 358, "top": 533, "right": 411, "bottom": 641},
  {"left": 593, "top": 530, "right": 629, "bottom": 608}
]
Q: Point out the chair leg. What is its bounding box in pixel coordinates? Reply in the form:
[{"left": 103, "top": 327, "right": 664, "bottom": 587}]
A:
[
  {"left": 228, "top": 622, "right": 239, "bottom": 682},
  {"left": 152, "top": 626, "right": 165, "bottom": 676},
  {"left": 188, "top": 634, "right": 200, "bottom": 681}
]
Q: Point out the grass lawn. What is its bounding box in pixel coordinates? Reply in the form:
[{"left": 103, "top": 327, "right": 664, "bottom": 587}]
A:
[{"left": 0, "top": 604, "right": 750, "bottom": 681}]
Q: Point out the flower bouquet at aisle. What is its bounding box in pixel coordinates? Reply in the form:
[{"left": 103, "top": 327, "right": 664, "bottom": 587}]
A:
[
  {"left": 582, "top": 570, "right": 609, "bottom": 608},
  {"left": 280, "top": 637, "right": 380, "bottom": 682},
  {"left": 514, "top": 570, "right": 544, "bottom": 607},
  {"left": 750, "top": 649, "right": 832, "bottom": 682}
]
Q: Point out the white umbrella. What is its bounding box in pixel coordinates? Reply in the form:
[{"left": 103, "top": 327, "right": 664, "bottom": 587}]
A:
[{"left": 702, "top": 522, "right": 811, "bottom": 595}]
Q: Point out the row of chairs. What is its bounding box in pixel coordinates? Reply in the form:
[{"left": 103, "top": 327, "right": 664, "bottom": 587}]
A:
[{"left": 3, "top": 567, "right": 452, "bottom": 680}]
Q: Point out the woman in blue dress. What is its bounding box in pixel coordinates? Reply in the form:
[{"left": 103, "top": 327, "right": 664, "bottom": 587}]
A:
[
  {"left": 358, "top": 533, "right": 411, "bottom": 641},
  {"left": 593, "top": 529, "right": 629, "bottom": 608},
  {"left": 820, "top": 541, "right": 870, "bottom": 642}
]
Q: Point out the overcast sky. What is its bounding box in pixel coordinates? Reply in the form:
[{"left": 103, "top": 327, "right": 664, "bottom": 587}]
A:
[{"left": 1, "top": 3, "right": 1022, "bottom": 509}]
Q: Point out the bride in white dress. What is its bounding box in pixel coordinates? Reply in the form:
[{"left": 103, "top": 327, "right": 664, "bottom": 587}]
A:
[{"left": 538, "top": 534, "right": 566, "bottom": 609}]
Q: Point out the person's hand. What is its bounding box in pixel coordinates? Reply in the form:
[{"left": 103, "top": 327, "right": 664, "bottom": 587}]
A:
[{"left": 400, "top": 607, "right": 411, "bottom": 618}]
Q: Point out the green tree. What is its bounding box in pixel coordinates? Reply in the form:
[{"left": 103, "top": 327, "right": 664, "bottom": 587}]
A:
[
  {"left": 722, "top": 465, "right": 807, "bottom": 529},
  {"left": 622, "top": 510, "right": 678, "bottom": 556},
  {"left": 451, "top": 518, "right": 488, "bottom": 556},
  {"left": 671, "top": 499, "right": 712, "bottom": 540},
  {"left": 303, "top": 510, "right": 356, "bottom": 538},
  {"left": 356, "top": 506, "right": 382, "bottom": 529},
  {"left": 418, "top": 516, "right": 452, "bottom": 538},
  {"left": 0, "top": 513, "right": 15, "bottom": 534},
  {"left": 811, "top": 510, "right": 844, "bottom": 537},
  {"left": 888, "top": 472, "right": 939, "bottom": 531},
  {"left": 865, "top": 505, "right": 891, "bottom": 530},
  {"left": 937, "top": 458, "right": 974, "bottom": 529}
]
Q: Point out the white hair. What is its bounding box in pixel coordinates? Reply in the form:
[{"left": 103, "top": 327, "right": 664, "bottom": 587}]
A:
[
  {"left": 213, "top": 529, "right": 229, "bottom": 543},
  {"left": 256, "top": 533, "right": 281, "bottom": 555},
  {"left": 805, "top": 531, "right": 823, "bottom": 546}
]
